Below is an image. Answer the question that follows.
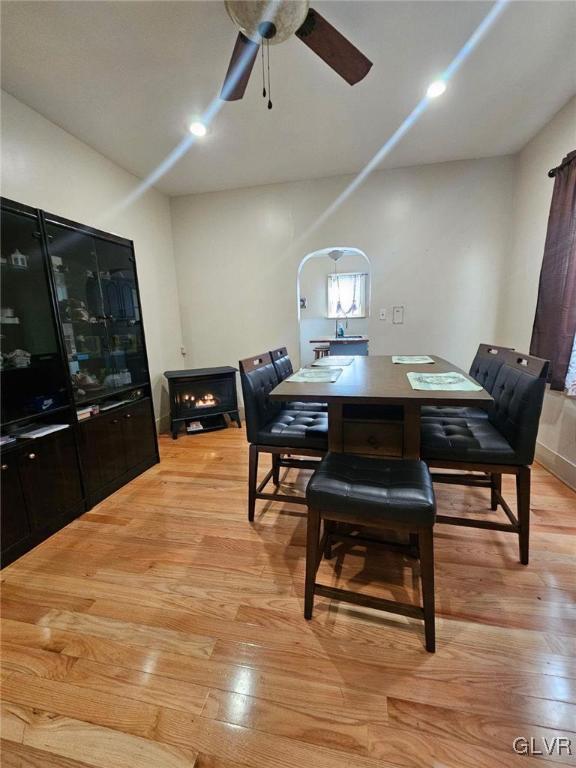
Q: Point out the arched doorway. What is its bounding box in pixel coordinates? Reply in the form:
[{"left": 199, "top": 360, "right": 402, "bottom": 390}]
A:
[{"left": 297, "top": 247, "right": 371, "bottom": 367}]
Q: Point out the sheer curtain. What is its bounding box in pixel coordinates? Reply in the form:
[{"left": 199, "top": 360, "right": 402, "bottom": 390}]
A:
[{"left": 327, "top": 273, "right": 366, "bottom": 318}]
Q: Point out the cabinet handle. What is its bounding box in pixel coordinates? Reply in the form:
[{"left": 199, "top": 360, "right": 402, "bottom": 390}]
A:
[
  {"left": 1, "top": 464, "right": 8, "bottom": 470},
  {"left": 125, "top": 413, "right": 132, "bottom": 419},
  {"left": 112, "top": 419, "right": 119, "bottom": 424},
  {"left": 28, "top": 453, "right": 36, "bottom": 460}
]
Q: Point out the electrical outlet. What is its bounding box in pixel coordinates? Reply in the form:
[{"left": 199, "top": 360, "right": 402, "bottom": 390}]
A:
[
  {"left": 392, "top": 305, "right": 405, "bottom": 324},
  {"left": 379, "top": 308, "right": 386, "bottom": 321}
]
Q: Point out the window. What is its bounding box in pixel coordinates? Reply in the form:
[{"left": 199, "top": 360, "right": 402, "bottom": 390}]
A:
[
  {"left": 327, "top": 272, "right": 367, "bottom": 319},
  {"left": 565, "top": 332, "right": 576, "bottom": 396}
]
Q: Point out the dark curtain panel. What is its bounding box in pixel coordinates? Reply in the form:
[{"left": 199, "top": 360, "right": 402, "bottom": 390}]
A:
[{"left": 530, "top": 150, "right": 576, "bottom": 390}]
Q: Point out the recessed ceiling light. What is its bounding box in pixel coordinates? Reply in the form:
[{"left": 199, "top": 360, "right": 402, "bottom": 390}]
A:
[
  {"left": 426, "top": 80, "right": 447, "bottom": 99},
  {"left": 189, "top": 121, "right": 207, "bottom": 137}
]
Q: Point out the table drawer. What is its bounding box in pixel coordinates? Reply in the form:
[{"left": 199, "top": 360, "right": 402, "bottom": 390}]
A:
[{"left": 342, "top": 421, "right": 403, "bottom": 457}]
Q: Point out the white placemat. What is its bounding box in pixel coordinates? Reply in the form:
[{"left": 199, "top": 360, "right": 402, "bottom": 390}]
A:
[
  {"left": 311, "top": 356, "right": 354, "bottom": 367},
  {"left": 288, "top": 367, "right": 343, "bottom": 383},
  {"left": 407, "top": 372, "right": 482, "bottom": 391},
  {"left": 392, "top": 355, "right": 435, "bottom": 364}
]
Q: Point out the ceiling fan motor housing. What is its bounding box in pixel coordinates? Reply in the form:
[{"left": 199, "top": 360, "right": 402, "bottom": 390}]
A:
[{"left": 225, "top": 0, "right": 310, "bottom": 44}]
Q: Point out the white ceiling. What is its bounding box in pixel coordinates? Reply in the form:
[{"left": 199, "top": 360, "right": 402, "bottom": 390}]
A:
[{"left": 2, "top": 1, "right": 575, "bottom": 196}]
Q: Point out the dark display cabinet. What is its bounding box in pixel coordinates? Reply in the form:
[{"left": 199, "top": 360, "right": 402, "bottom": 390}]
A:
[
  {"left": 1, "top": 198, "right": 159, "bottom": 566},
  {"left": 1, "top": 202, "right": 69, "bottom": 423}
]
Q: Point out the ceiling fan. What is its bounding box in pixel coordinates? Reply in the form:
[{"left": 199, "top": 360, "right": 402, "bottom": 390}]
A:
[{"left": 220, "top": 0, "right": 372, "bottom": 105}]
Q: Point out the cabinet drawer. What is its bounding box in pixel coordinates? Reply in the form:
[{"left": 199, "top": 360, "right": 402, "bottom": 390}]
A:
[{"left": 342, "top": 421, "right": 403, "bottom": 457}]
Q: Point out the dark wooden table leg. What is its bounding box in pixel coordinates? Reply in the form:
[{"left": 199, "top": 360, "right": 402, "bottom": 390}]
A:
[
  {"left": 403, "top": 403, "right": 421, "bottom": 459},
  {"left": 328, "top": 403, "right": 343, "bottom": 452}
]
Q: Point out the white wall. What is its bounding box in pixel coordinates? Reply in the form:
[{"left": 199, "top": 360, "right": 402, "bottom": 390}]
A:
[
  {"left": 496, "top": 97, "right": 576, "bottom": 487},
  {"left": 171, "top": 156, "right": 516, "bottom": 380},
  {"left": 1, "top": 91, "right": 184, "bottom": 427}
]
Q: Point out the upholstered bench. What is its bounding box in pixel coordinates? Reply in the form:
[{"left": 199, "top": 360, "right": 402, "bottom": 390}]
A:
[{"left": 305, "top": 452, "right": 437, "bottom": 652}]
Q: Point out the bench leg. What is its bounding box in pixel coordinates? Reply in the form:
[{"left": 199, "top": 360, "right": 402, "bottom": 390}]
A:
[
  {"left": 248, "top": 444, "right": 259, "bottom": 523},
  {"left": 305, "top": 507, "right": 321, "bottom": 620},
  {"left": 490, "top": 473, "right": 501, "bottom": 511},
  {"left": 272, "top": 454, "right": 280, "bottom": 486},
  {"left": 419, "top": 527, "right": 436, "bottom": 653},
  {"left": 517, "top": 466, "right": 530, "bottom": 566},
  {"left": 324, "top": 520, "right": 334, "bottom": 559}
]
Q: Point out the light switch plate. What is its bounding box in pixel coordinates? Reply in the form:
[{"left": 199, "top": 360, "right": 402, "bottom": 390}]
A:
[
  {"left": 392, "top": 305, "right": 405, "bottom": 324},
  {"left": 379, "top": 308, "right": 386, "bottom": 321}
]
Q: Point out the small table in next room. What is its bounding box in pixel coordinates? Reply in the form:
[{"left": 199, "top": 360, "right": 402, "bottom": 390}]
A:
[
  {"left": 269, "top": 355, "right": 493, "bottom": 459},
  {"left": 310, "top": 336, "right": 369, "bottom": 356}
]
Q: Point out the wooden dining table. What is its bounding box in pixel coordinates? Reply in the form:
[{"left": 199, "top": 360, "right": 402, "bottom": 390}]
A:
[{"left": 269, "top": 355, "right": 493, "bottom": 460}]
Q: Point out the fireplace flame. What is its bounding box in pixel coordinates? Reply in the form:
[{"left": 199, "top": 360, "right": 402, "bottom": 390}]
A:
[
  {"left": 180, "top": 391, "right": 217, "bottom": 408},
  {"left": 196, "top": 393, "right": 216, "bottom": 408}
]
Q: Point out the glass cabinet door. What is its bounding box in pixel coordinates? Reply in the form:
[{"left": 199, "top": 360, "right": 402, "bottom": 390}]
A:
[
  {"left": 46, "top": 222, "right": 148, "bottom": 404},
  {"left": 95, "top": 238, "right": 148, "bottom": 391},
  {"left": 1, "top": 207, "right": 67, "bottom": 422},
  {"left": 46, "top": 221, "right": 113, "bottom": 404}
]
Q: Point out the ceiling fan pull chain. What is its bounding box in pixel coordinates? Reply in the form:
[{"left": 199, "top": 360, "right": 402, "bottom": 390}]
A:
[
  {"left": 261, "top": 43, "right": 266, "bottom": 98},
  {"left": 267, "top": 40, "right": 272, "bottom": 110}
]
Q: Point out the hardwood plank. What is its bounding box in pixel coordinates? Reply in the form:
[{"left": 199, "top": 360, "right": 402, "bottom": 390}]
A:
[
  {"left": 1, "top": 703, "right": 198, "bottom": 768},
  {"left": 1, "top": 739, "right": 97, "bottom": 768},
  {"left": 202, "top": 688, "right": 370, "bottom": 756},
  {"left": 386, "top": 697, "right": 576, "bottom": 763},
  {"left": 0, "top": 642, "right": 209, "bottom": 714},
  {"left": 31, "top": 609, "right": 215, "bottom": 659},
  {"left": 2, "top": 674, "right": 160, "bottom": 739},
  {"left": 155, "top": 709, "right": 386, "bottom": 768}
]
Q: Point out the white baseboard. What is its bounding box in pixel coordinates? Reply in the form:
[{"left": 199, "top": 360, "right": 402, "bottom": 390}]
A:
[{"left": 535, "top": 441, "right": 576, "bottom": 490}]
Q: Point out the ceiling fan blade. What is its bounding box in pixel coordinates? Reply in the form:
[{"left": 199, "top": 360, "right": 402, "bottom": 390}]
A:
[
  {"left": 296, "top": 8, "right": 372, "bottom": 85},
  {"left": 220, "top": 32, "right": 260, "bottom": 101}
]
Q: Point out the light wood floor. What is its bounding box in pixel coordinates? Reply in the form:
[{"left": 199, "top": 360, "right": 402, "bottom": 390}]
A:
[{"left": 1, "top": 428, "right": 575, "bottom": 768}]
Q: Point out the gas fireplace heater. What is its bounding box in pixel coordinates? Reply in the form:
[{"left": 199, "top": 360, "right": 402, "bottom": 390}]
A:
[{"left": 164, "top": 367, "right": 241, "bottom": 439}]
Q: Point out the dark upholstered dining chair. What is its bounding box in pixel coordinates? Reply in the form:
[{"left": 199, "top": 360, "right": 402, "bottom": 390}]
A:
[
  {"left": 421, "top": 350, "right": 549, "bottom": 565},
  {"left": 269, "top": 347, "right": 327, "bottom": 412},
  {"left": 421, "top": 343, "right": 513, "bottom": 421},
  {"left": 239, "top": 353, "right": 328, "bottom": 521}
]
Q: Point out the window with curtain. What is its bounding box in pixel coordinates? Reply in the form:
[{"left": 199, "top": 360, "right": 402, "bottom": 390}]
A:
[
  {"left": 530, "top": 150, "right": 576, "bottom": 391},
  {"left": 327, "top": 272, "right": 367, "bottom": 318},
  {"left": 565, "top": 333, "right": 576, "bottom": 396}
]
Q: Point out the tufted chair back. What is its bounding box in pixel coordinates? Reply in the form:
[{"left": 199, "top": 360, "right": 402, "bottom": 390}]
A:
[
  {"left": 489, "top": 351, "right": 549, "bottom": 465},
  {"left": 239, "top": 353, "right": 282, "bottom": 443},
  {"left": 270, "top": 347, "right": 294, "bottom": 382},
  {"left": 469, "top": 344, "right": 514, "bottom": 394}
]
